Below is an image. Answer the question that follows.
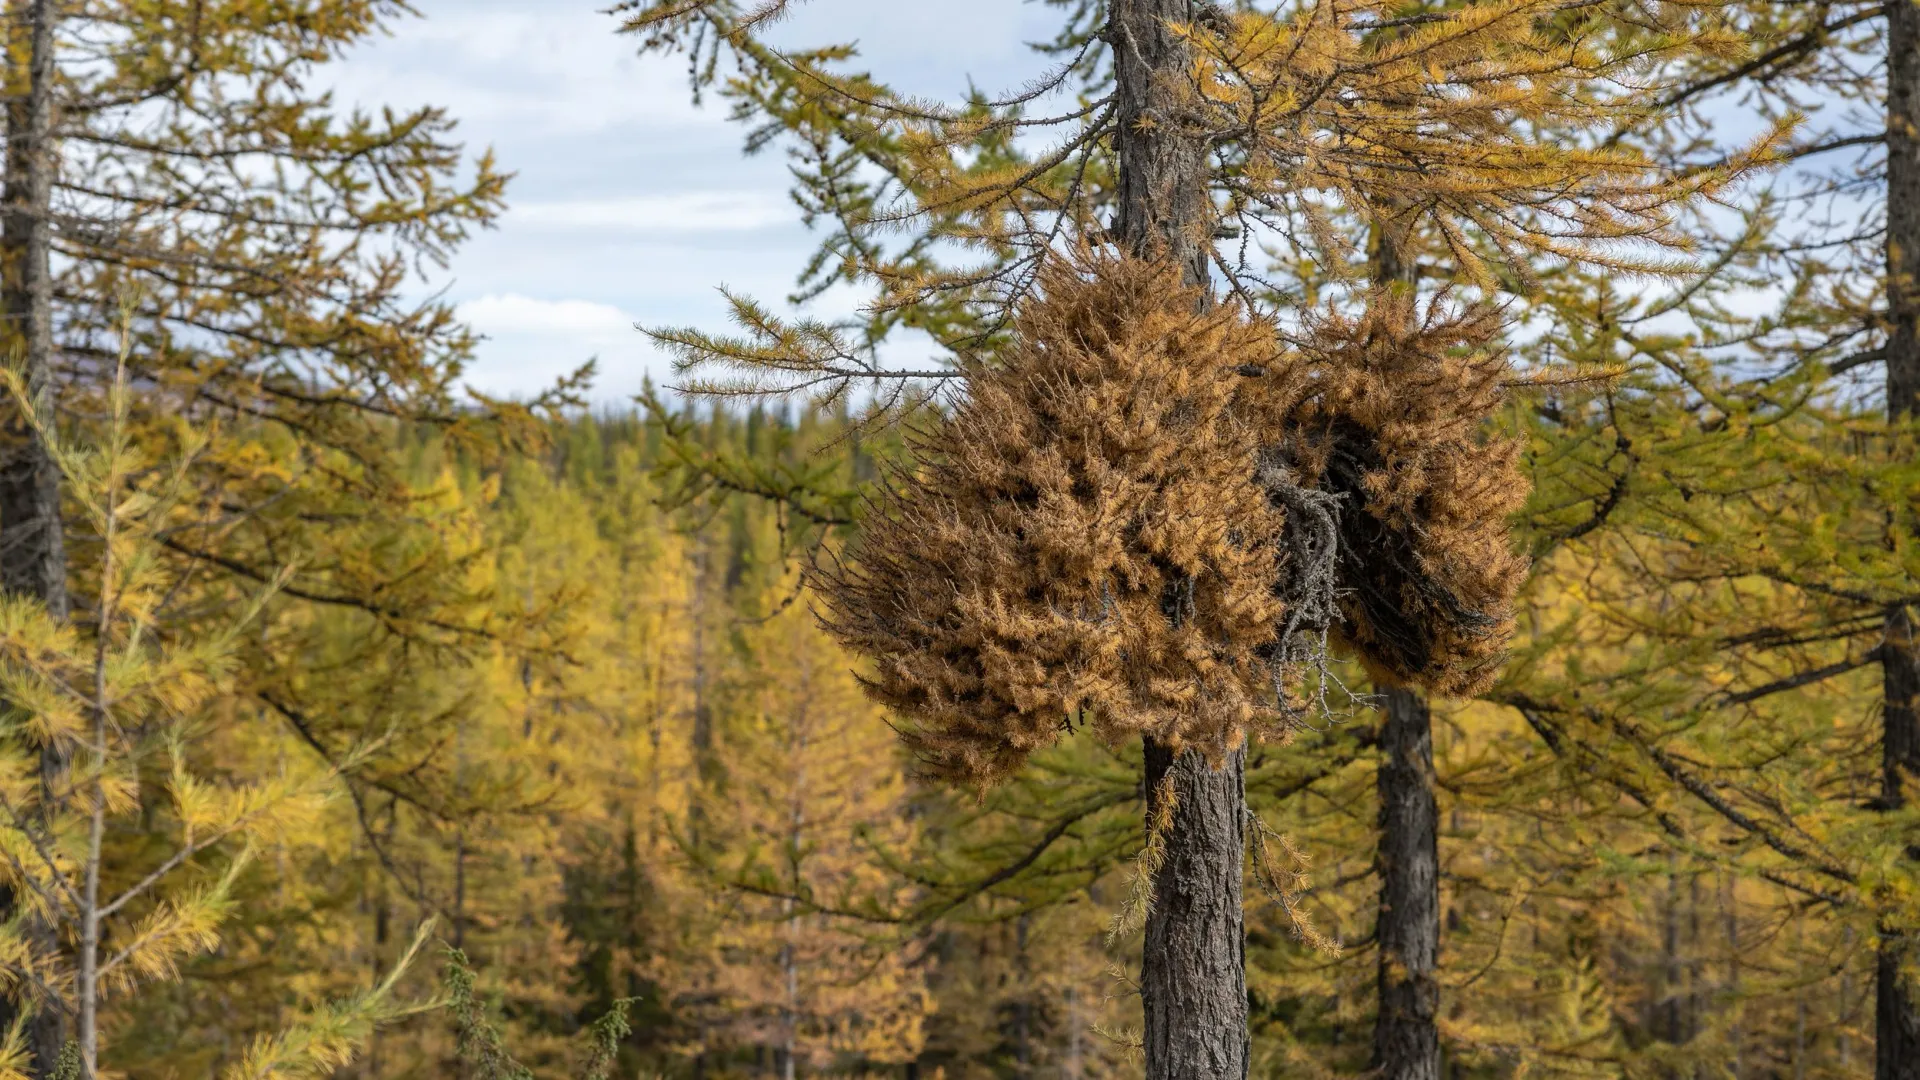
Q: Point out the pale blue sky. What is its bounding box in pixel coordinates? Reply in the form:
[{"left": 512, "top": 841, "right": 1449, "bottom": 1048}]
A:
[{"left": 327, "top": 0, "right": 1064, "bottom": 404}]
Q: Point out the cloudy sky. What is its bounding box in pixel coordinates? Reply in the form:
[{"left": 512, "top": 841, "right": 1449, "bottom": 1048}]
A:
[{"left": 326, "top": 0, "right": 1063, "bottom": 405}]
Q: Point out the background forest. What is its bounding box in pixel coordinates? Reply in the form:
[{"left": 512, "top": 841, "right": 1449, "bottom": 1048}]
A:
[{"left": 0, "top": 0, "right": 1913, "bottom": 1079}]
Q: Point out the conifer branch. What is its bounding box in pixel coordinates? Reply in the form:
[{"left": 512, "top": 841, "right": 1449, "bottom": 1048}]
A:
[{"left": 1502, "top": 695, "right": 1857, "bottom": 885}]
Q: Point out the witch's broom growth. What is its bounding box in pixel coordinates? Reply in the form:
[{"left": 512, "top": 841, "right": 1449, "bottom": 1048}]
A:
[
  {"left": 813, "top": 251, "right": 1529, "bottom": 789},
  {"left": 1268, "top": 290, "right": 1531, "bottom": 698}
]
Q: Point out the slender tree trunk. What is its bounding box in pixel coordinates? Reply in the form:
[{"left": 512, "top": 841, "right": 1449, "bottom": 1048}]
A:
[
  {"left": 368, "top": 800, "right": 394, "bottom": 1080},
  {"left": 1659, "top": 861, "right": 1684, "bottom": 1048},
  {"left": 1370, "top": 688, "right": 1441, "bottom": 1080},
  {"left": 0, "top": 0, "right": 63, "bottom": 615},
  {"left": 1686, "top": 872, "right": 1703, "bottom": 1048},
  {"left": 1792, "top": 917, "right": 1806, "bottom": 1080},
  {"left": 1141, "top": 740, "right": 1249, "bottom": 1080},
  {"left": 1066, "top": 984, "right": 1083, "bottom": 1080},
  {"left": 78, "top": 662, "right": 106, "bottom": 1077},
  {"left": 1014, "top": 913, "right": 1032, "bottom": 1078},
  {"left": 452, "top": 709, "right": 471, "bottom": 952},
  {"left": 779, "top": 929, "right": 797, "bottom": 1080},
  {"left": 76, "top": 411, "right": 121, "bottom": 1078},
  {"left": 0, "top": 0, "right": 66, "bottom": 1070},
  {"left": 1881, "top": 2, "right": 1920, "bottom": 1075},
  {"left": 1724, "top": 874, "right": 1742, "bottom": 1079},
  {"left": 779, "top": 688, "right": 811, "bottom": 1080},
  {"left": 1848, "top": 926, "right": 1861, "bottom": 1071},
  {"left": 1364, "top": 189, "right": 1443, "bottom": 1080},
  {"left": 1110, "top": 2, "right": 1249, "bottom": 1078}
]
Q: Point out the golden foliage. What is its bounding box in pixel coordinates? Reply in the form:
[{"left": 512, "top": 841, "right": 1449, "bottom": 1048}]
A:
[
  {"left": 680, "top": 596, "right": 932, "bottom": 1067},
  {"left": 623, "top": 0, "right": 1787, "bottom": 380},
  {"left": 0, "top": 349, "right": 421, "bottom": 1074},
  {"left": 1197, "top": 0, "right": 1777, "bottom": 284},
  {"left": 220, "top": 923, "right": 436, "bottom": 1080}
]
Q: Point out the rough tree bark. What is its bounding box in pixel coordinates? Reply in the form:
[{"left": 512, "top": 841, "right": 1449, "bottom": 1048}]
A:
[
  {"left": 0, "top": 0, "right": 64, "bottom": 620},
  {"left": 1370, "top": 688, "right": 1441, "bottom": 1080},
  {"left": 0, "top": 0, "right": 69, "bottom": 1070},
  {"left": 1142, "top": 740, "right": 1249, "bottom": 1080},
  {"left": 1111, "top": 1, "right": 1250, "bottom": 1078},
  {"left": 1882, "top": 1, "right": 1920, "bottom": 1076},
  {"left": 1362, "top": 208, "right": 1444, "bottom": 1080},
  {"left": 1111, "top": 0, "right": 1213, "bottom": 289}
]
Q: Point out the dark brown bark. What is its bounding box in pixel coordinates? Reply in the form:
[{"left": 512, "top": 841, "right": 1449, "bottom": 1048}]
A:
[
  {"left": 0, "top": 0, "right": 67, "bottom": 1070},
  {"left": 1886, "top": 0, "right": 1920, "bottom": 421},
  {"left": 1657, "top": 863, "right": 1684, "bottom": 1047},
  {"left": 1, "top": 0, "right": 66, "bottom": 614},
  {"left": 1889, "top": 608, "right": 1920, "bottom": 810},
  {"left": 1142, "top": 739, "right": 1249, "bottom": 1080},
  {"left": 1882, "top": 605, "right": 1920, "bottom": 1080},
  {"left": 1885, "top": 937, "right": 1920, "bottom": 1080},
  {"left": 1369, "top": 687, "right": 1441, "bottom": 1080},
  {"left": 1363, "top": 184, "right": 1441, "bottom": 1080},
  {"left": 1882, "top": 1, "right": 1920, "bottom": 1075},
  {"left": 1111, "top": 3, "right": 1248, "bottom": 1078},
  {"left": 1013, "top": 912, "right": 1032, "bottom": 1077},
  {"left": 1111, "top": 0, "right": 1213, "bottom": 290}
]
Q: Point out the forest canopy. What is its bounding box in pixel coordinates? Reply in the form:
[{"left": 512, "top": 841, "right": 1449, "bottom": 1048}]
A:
[{"left": 0, "top": 1, "right": 1911, "bottom": 1079}]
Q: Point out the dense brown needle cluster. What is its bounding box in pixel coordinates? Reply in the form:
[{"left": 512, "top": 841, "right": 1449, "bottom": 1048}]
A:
[
  {"left": 1264, "top": 294, "right": 1529, "bottom": 698},
  {"left": 816, "top": 255, "right": 1294, "bottom": 786},
  {"left": 818, "top": 254, "right": 1530, "bottom": 786}
]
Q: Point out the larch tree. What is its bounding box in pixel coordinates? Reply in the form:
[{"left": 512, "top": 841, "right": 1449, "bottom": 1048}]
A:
[
  {"left": 1882, "top": 0, "right": 1919, "bottom": 1067},
  {"left": 620, "top": 2, "right": 1779, "bottom": 1077},
  {"left": 0, "top": 346, "right": 432, "bottom": 1080},
  {"left": 1666, "top": 4, "right": 1920, "bottom": 1069},
  {"left": 1363, "top": 163, "right": 1437, "bottom": 1080},
  {"left": 1471, "top": 0, "right": 1920, "bottom": 1074},
  {"left": 691, "top": 593, "right": 931, "bottom": 1078},
  {"left": 0, "top": 0, "right": 565, "bottom": 1071}
]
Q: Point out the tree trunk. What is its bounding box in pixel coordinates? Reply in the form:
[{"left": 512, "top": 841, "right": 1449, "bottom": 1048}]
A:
[
  {"left": 1142, "top": 739, "right": 1249, "bottom": 1080},
  {"left": 1724, "top": 873, "right": 1743, "bottom": 1079},
  {"left": 1793, "top": 919, "right": 1807, "bottom": 1080},
  {"left": 1362, "top": 175, "right": 1442, "bottom": 1080},
  {"left": 1066, "top": 984, "right": 1083, "bottom": 1080},
  {"left": 1, "top": 3, "right": 65, "bottom": 612},
  {"left": 1111, "top": 0, "right": 1212, "bottom": 290},
  {"left": 1370, "top": 688, "right": 1441, "bottom": 1080},
  {"left": 1885, "top": 940, "right": 1920, "bottom": 1080},
  {"left": 1885, "top": 0, "right": 1920, "bottom": 419},
  {"left": 0, "top": 0, "right": 67, "bottom": 1069},
  {"left": 1847, "top": 926, "right": 1861, "bottom": 1071},
  {"left": 1658, "top": 860, "right": 1685, "bottom": 1048},
  {"left": 1111, "top": 2, "right": 1249, "bottom": 1078},
  {"left": 1881, "top": 0, "right": 1920, "bottom": 1074},
  {"left": 1014, "top": 913, "right": 1032, "bottom": 1078}
]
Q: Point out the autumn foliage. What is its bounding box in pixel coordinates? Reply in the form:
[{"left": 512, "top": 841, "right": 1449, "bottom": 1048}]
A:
[
  {"left": 1, "top": 0, "right": 1911, "bottom": 1076},
  {"left": 816, "top": 252, "right": 1530, "bottom": 787},
  {"left": 816, "top": 255, "right": 1290, "bottom": 786},
  {"left": 1270, "top": 293, "right": 1529, "bottom": 697}
]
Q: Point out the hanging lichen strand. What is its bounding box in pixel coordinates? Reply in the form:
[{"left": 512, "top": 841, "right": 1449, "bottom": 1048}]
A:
[
  {"left": 816, "top": 254, "right": 1296, "bottom": 788},
  {"left": 815, "top": 252, "right": 1532, "bottom": 788},
  {"left": 1266, "top": 293, "right": 1530, "bottom": 699}
]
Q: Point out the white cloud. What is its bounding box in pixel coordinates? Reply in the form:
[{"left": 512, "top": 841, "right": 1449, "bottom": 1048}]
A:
[
  {"left": 510, "top": 193, "right": 794, "bottom": 233},
  {"left": 456, "top": 294, "right": 669, "bottom": 403},
  {"left": 329, "top": 6, "right": 707, "bottom": 137},
  {"left": 459, "top": 294, "right": 636, "bottom": 338},
  {"left": 320, "top": 0, "right": 1049, "bottom": 404}
]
